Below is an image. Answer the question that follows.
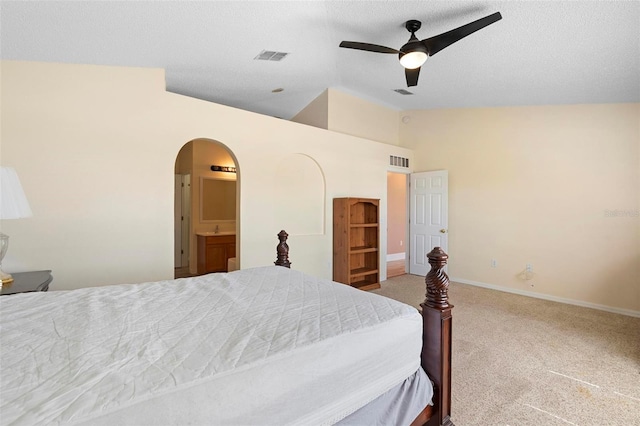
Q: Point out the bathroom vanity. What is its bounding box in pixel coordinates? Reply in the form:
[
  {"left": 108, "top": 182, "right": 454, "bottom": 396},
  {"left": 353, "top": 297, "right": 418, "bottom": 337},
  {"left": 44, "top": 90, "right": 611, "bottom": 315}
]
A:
[{"left": 197, "top": 233, "right": 236, "bottom": 274}]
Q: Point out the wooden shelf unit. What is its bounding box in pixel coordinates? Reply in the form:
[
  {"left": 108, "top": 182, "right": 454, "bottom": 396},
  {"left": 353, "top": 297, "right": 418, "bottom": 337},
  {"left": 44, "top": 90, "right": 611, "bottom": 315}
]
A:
[{"left": 333, "top": 197, "right": 380, "bottom": 291}]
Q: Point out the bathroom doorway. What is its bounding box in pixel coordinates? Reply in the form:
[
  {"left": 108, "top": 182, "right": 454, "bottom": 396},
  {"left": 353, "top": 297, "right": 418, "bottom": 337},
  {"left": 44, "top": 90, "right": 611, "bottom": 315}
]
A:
[{"left": 174, "top": 139, "right": 239, "bottom": 278}]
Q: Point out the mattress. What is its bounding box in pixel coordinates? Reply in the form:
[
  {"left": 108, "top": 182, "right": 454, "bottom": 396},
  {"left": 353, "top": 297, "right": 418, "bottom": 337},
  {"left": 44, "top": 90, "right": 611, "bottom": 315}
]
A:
[{"left": 0, "top": 266, "right": 428, "bottom": 425}]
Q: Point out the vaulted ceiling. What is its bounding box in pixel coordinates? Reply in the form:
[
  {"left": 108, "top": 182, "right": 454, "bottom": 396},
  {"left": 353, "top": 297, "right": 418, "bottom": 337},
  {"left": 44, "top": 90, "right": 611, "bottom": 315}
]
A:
[{"left": 2, "top": 1, "right": 638, "bottom": 119}]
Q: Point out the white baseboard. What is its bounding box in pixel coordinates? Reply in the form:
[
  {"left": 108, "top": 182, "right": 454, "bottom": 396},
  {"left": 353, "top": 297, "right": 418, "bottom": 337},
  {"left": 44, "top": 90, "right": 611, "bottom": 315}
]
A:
[
  {"left": 450, "top": 277, "right": 640, "bottom": 318},
  {"left": 386, "top": 253, "right": 406, "bottom": 261}
]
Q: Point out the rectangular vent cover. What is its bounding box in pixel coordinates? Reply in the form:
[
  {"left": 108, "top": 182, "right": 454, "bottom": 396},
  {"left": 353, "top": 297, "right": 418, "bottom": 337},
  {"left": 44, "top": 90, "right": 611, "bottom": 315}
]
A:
[
  {"left": 390, "top": 155, "right": 409, "bottom": 168},
  {"left": 254, "top": 50, "right": 289, "bottom": 61},
  {"left": 394, "top": 89, "right": 414, "bottom": 95}
]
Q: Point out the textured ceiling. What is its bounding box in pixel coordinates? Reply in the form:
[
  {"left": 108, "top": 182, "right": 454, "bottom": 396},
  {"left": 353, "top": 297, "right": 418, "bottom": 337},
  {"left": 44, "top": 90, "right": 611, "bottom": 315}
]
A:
[{"left": 1, "top": 1, "right": 639, "bottom": 119}]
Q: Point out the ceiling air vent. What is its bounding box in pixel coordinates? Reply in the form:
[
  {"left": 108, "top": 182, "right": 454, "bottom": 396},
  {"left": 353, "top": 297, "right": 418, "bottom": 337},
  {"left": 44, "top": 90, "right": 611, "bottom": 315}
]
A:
[
  {"left": 254, "top": 50, "right": 289, "bottom": 61},
  {"left": 390, "top": 155, "right": 409, "bottom": 168},
  {"left": 394, "top": 89, "right": 413, "bottom": 95}
]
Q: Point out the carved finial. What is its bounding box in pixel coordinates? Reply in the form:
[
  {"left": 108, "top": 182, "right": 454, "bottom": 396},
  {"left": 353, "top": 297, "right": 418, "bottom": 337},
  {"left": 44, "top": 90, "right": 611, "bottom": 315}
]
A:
[
  {"left": 424, "top": 247, "right": 450, "bottom": 309},
  {"left": 274, "top": 230, "right": 291, "bottom": 268}
]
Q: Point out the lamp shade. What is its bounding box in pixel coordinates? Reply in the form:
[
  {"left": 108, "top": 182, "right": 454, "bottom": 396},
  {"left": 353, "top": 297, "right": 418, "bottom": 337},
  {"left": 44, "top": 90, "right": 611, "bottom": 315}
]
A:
[
  {"left": 1, "top": 167, "right": 33, "bottom": 219},
  {"left": 399, "top": 51, "right": 427, "bottom": 69},
  {"left": 399, "top": 39, "right": 428, "bottom": 70}
]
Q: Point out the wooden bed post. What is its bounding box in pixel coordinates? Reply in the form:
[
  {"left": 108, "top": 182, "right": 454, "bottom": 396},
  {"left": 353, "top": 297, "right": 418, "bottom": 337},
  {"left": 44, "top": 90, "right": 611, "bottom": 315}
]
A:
[
  {"left": 274, "top": 230, "right": 291, "bottom": 268},
  {"left": 421, "top": 247, "right": 454, "bottom": 426}
]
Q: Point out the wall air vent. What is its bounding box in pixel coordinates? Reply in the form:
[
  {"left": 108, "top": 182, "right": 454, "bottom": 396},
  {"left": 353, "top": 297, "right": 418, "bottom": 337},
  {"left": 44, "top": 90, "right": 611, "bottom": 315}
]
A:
[
  {"left": 390, "top": 155, "right": 409, "bottom": 168},
  {"left": 254, "top": 50, "right": 289, "bottom": 61},
  {"left": 394, "top": 89, "right": 414, "bottom": 95}
]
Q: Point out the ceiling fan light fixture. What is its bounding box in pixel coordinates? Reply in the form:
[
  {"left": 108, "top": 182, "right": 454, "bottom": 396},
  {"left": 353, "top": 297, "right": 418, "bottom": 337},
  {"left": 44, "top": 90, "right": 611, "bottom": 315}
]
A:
[
  {"left": 399, "top": 50, "right": 428, "bottom": 69},
  {"left": 339, "top": 12, "right": 502, "bottom": 86}
]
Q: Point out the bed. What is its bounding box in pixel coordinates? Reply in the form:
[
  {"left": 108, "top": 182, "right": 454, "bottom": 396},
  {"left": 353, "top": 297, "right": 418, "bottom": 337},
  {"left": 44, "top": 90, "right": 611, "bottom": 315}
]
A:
[{"left": 0, "top": 230, "right": 453, "bottom": 426}]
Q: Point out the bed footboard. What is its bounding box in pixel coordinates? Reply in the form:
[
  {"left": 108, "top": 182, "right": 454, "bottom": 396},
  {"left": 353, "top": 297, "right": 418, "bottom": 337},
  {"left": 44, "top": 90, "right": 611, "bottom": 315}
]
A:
[
  {"left": 421, "top": 247, "right": 454, "bottom": 426},
  {"left": 273, "top": 231, "right": 453, "bottom": 425}
]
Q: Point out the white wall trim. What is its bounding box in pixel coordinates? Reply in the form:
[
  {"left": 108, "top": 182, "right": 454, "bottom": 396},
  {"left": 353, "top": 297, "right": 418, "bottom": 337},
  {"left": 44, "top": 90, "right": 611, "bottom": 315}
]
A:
[
  {"left": 450, "top": 277, "right": 640, "bottom": 318},
  {"left": 386, "top": 252, "right": 406, "bottom": 261}
]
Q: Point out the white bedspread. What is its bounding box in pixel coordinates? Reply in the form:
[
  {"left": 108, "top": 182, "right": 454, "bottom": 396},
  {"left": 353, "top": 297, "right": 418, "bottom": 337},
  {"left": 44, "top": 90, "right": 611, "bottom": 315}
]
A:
[{"left": 0, "top": 266, "right": 426, "bottom": 425}]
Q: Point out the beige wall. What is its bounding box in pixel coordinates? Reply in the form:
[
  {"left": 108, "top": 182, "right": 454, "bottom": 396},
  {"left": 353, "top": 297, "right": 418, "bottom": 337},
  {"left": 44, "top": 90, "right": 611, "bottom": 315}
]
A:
[
  {"left": 400, "top": 104, "right": 640, "bottom": 313},
  {"left": 174, "top": 141, "right": 192, "bottom": 174},
  {"left": 291, "top": 90, "right": 328, "bottom": 129},
  {"left": 327, "top": 89, "right": 400, "bottom": 145},
  {"left": 5, "top": 61, "right": 634, "bottom": 314},
  {"left": 291, "top": 88, "right": 400, "bottom": 146},
  {"left": 387, "top": 172, "right": 407, "bottom": 256},
  {"left": 0, "top": 61, "right": 413, "bottom": 290}
]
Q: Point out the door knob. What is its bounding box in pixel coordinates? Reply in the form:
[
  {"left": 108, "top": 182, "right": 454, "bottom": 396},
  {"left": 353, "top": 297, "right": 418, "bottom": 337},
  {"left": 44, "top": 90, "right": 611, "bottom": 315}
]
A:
[{"left": 440, "top": 229, "right": 447, "bottom": 233}]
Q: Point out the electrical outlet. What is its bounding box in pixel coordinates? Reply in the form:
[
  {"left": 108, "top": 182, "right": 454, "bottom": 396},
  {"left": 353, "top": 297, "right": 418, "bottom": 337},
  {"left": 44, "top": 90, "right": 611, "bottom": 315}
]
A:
[
  {"left": 526, "top": 264, "right": 533, "bottom": 273},
  {"left": 491, "top": 259, "right": 497, "bottom": 268},
  {"left": 400, "top": 240, "right": 403, "bottom": 246}
]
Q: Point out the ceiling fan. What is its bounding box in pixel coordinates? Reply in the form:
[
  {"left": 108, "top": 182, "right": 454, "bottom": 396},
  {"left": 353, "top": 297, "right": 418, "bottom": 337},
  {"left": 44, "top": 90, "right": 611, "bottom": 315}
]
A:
[{"left": 339, "top": 12, "right": 502, "bottom": 87}]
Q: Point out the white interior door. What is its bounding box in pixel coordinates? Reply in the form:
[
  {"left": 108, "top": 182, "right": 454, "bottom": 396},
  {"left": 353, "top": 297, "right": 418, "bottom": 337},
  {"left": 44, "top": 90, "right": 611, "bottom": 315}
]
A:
[
  {"left": 181, "top": 174, "right": 191, "bottom": 268},
  {"left": 174, "top": 174, "right": 191, "bottom": 268},
  {"left": 409, "top": 170, "right": 448, "bottom": 276},
  {"left": 174, "top": 175, "right": 182, "bottom": 267}
]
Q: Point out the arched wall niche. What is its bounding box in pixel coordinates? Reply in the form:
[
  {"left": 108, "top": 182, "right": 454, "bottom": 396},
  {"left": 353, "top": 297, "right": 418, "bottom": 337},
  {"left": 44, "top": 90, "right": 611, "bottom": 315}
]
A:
[
  {"left": 174, "top": 138, "right": 240, "bottom": 275},
  {"left": 274, "top": 153, "right": 325, "bottom": 236}
]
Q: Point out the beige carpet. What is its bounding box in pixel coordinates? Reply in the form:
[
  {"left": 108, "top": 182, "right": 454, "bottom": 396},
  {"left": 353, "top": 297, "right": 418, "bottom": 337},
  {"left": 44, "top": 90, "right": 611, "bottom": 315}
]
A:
[{"left": 373, "top": 274, "right": 640, "bottom": 426}]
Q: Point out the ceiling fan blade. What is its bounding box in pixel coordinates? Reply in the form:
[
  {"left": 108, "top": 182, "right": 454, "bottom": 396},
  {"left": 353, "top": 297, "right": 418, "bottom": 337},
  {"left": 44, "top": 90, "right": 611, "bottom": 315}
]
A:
[
  {"left": 405, "top": 67, "right": 420, "bottom": 87},
  {"left": 339, "top": 41, "right": 399, "bottom": 54},
  {"left": 422, "top": 12, "right": 502, "bottom": 57}
]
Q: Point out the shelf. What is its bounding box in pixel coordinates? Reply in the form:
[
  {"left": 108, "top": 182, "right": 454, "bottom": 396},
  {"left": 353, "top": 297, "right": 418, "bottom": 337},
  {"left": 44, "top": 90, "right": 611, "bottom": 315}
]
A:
[
  {"left": 350, "top": 223, "right": 379, "bottom": 228},
  {"left": 349, "top": 246, "right": 378, "bottom": 254},
  {"left": 351, "top": 277, "right": 380, "bottom": 291},
  {"left": 349, "top": 267, "right": 379, "bottom": 278}
]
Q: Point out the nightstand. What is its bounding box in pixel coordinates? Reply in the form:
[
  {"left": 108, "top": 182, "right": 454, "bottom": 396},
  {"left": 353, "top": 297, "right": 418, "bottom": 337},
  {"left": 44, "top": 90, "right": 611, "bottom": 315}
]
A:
[{"left": 0, "top": 270, "right": 52, "bottom": 295}]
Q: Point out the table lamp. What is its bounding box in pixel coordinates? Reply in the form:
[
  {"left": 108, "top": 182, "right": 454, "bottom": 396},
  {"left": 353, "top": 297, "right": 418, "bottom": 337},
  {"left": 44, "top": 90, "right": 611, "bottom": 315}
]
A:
[{"left": 0, "top": 167, "right": 33, "bottom": 286}]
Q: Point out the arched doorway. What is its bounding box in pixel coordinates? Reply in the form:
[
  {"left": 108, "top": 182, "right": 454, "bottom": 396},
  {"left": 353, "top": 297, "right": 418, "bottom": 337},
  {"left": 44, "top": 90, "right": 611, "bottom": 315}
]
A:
[{"left": 174, "top": 139, "right": 239, "bottom": 278}]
